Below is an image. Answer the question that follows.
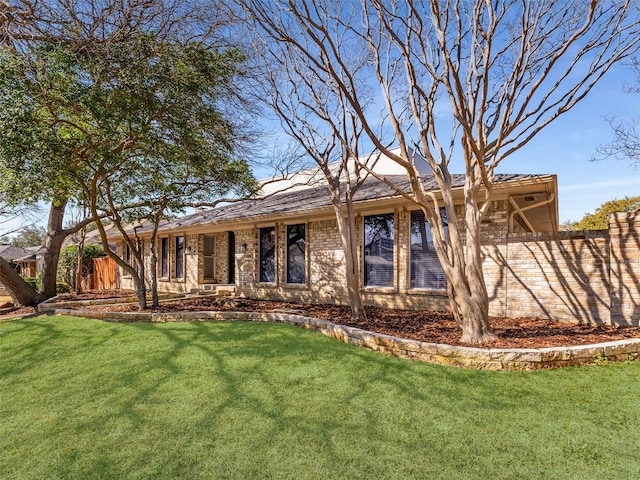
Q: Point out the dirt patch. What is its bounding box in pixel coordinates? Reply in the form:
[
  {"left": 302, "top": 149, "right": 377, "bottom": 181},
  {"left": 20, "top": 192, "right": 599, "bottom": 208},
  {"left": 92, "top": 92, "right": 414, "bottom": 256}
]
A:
[{"left": 37, "top": 291, "right": 640, "bottom": 349}]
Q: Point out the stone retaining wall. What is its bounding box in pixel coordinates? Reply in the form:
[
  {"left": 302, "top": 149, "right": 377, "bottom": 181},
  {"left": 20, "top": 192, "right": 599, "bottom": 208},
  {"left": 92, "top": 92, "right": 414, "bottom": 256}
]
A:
[{"left": 52, "top": 308, "right": 640, "bottom": 370}]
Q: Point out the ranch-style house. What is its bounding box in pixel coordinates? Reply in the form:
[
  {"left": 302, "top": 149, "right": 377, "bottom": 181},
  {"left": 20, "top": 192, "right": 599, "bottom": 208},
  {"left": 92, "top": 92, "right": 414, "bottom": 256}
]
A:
[{"left": 106, "top": 152, "right": 640, "bottom": 327}]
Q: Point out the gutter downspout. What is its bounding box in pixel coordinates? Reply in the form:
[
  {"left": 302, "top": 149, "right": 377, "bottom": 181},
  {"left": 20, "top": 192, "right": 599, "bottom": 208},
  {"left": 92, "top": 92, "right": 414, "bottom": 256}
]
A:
[{"left": 508, "top": 193, "right": 556, "bottom": 233}]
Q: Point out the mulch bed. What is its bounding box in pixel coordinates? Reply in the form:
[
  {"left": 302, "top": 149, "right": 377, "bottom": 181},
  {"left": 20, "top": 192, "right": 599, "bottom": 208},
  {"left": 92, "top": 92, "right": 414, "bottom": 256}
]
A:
[{"left": 23, "top": 290, "right": 640, "bottom": 349}]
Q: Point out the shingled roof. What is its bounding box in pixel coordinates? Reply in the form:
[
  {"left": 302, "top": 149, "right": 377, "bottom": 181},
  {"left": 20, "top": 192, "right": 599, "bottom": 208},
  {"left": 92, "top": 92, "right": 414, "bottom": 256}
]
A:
[
  {"left": 0, "top": 245, "right": 32, "bottom": 261},
  {"left": 150, "top": 173, "right": 547, "bottom": 234}
]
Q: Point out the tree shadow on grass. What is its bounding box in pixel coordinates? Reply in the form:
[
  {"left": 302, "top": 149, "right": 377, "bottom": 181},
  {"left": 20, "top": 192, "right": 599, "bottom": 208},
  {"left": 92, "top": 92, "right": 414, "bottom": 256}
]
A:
[{"left": 5, "top": 316, "right": 632, "bottom": 478}]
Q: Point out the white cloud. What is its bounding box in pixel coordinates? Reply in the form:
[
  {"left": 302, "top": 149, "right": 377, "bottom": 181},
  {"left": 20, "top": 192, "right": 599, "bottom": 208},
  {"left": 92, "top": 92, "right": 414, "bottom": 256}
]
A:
[{"left": 561, "top": 177, "right": 640, "bottom": 192}]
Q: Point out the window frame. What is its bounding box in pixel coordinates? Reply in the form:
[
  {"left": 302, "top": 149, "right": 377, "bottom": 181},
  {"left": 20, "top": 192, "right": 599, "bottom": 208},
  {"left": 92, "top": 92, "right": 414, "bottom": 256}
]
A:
[
  {"left": 160, "top": 237, "right": 169, "bottom": 279},
  {"left": 362, "top": 212, "right": 396, "bottom": 289},
  {"left": 203, "top": 234, "right": 216, "bottom": 282},
  {"left": 408, "top": 209, "right": 448, "bottom": 291},
  {"left": 285, "top": 223, "right": 306, "bottom": 285},
  {"left": 122, "top": 243, "right": 132, "bottom": 277},
  {"left": 174, "top": 235, "right": 185, "bottom": 281},
  {"left": 258, "top": 226, "right": 276, "bottom": 283}
]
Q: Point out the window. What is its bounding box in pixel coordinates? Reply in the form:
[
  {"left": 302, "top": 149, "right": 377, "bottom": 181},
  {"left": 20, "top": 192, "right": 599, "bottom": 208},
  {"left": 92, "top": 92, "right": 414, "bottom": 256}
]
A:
[
  {"left": 160, "top": 238, "right": 169, "bottom": 278},
  {"left": 363, "top": 213, "right": 394, "bottom": 287},
  {"left": 122, "top": 243, "right": 132, "bottom": 276},
  {"left": 203, "top": 235, "right": 215, "bottom": 281},
  {"left": 286, "top": 224, "right": 306, "bottom": 284},
  {"left": 175, "top": 236, "right": 184, "bottom": 280},
  {"left": 259, "top": 226, "right": 276, "bottom": 283},
  {"left": 410, "top": 209, "right": 447, "bottom": 290}
]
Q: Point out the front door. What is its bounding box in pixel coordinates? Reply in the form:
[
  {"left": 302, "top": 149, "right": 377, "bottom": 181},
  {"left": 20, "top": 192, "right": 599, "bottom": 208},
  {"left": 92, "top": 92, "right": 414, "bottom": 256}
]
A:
[{"left": 228, "top": 231, "right": 235, "bottom": 284}]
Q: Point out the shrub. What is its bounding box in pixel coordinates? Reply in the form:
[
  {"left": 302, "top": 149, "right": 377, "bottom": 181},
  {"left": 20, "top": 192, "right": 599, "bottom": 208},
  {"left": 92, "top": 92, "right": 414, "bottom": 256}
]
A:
[
  {"left": 57, "top": 245, "right": 105, "bottom": 288},
  {"left": 56, "top": 282, "right": 71, "bottom": 294},
  {"left": 21, "top": 277, "right": 39, "bottom": 290}
]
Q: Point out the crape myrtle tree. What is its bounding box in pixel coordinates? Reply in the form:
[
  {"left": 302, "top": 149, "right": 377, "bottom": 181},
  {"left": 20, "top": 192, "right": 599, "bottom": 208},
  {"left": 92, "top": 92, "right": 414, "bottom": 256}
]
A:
[
  {"left": 0, "top": 0, "right": 256, "bottom": 306},
  {"left": 251, "top": 29, "right": 384, "bottom": 320},
  {"left": 244, "top": 0, "right": 640, "bottom": 343}
]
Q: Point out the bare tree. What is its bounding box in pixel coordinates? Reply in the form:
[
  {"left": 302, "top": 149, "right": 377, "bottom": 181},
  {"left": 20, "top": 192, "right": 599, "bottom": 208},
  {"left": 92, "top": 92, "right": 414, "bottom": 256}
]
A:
[
  {"left": 0, "top": 195, "right": 40, "bottom": 240},
  {"left": 244, "top": 0, "right": 640, "bottom": 343},
  {"left": 596, "top": 57, "right": 640, "bottom": 164},
  {"left": 250, "top": 24, "right": 387, "bottom": 320}
]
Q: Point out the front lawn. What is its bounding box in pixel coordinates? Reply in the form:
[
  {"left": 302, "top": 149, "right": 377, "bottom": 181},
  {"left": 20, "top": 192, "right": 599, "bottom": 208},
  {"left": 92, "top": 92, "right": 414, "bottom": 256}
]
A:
[{"left": 1, "top": 316, "right": 639, "bottom": 479}]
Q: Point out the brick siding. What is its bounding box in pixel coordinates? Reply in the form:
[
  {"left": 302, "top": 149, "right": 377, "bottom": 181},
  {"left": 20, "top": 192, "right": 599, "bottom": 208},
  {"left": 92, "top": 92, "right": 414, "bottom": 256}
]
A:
[{"left": 113, "top": 204, "right": 640, "bottom": 327}]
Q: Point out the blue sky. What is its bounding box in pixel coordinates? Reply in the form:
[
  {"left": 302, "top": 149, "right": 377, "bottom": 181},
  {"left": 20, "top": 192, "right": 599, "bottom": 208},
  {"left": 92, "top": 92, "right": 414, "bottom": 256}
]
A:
[
  {"left": 1, "top": 58, "right": 637, "bottom": 238},
  {"left": 491, "top": 63, "right": 640, "bottom": 223},
  {"left": 259, "top": 61, "right": 639, "bottom": 224}
]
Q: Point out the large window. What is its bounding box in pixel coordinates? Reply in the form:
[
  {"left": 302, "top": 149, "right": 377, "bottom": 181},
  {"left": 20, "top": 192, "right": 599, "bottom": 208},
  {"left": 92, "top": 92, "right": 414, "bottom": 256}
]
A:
[
  {"left": 410, "top": 210, "right": 447, "bottom": 290},
  {"left": 286, "top": 224, "right": 306, "bottom": 284},
  {"left": 175, "top": 236, "right": 184, "bottom": 280},
  {"left": 160, "top": 238, "right": 169, "bottom": 278},
  {"left": 203, "top": 235, "right": 215, "bottom": 281},
  {"left": 364, "top": 213, "right": 394, "bottom": 287},
  {"left": 259, "top": 227, "right": 275, "bottom": 283}
]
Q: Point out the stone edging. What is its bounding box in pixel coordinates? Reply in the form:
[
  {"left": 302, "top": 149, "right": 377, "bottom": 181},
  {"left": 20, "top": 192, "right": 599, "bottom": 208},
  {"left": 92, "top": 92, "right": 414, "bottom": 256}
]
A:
[
  {"left": 51, "top": 308, "right": 640, "bottom": 370},
  {"left": 38, "top": 293, "right": 187, "bottom": 311}
]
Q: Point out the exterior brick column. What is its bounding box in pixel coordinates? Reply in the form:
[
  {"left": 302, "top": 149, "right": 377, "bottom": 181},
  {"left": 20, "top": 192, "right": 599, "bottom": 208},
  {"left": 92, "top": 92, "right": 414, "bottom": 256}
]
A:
[{"left": 609, "top": 211, "right": 640, "bottom": 327}]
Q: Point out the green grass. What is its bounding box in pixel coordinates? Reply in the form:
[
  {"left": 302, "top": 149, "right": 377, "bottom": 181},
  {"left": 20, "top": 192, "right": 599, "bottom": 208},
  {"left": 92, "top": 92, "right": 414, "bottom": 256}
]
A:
[{"left": 1, "top": 316, "right": 639, "bottom": 479}]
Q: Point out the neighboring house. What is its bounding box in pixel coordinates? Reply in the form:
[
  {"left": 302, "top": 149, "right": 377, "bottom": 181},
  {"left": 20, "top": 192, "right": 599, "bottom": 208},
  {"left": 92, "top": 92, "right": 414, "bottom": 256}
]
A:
[
  {"left": 0, "top": 244, "right": 41, "bottom": 278},
  {"left": 108, "top": 163, "right": 559, "bottom": 315}
]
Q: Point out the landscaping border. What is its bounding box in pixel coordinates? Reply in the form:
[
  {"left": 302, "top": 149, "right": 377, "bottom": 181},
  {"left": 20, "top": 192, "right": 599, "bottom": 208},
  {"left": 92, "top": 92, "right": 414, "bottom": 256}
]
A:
[{"left": 51, "top": 308, "right": 640, "bottom": 370}]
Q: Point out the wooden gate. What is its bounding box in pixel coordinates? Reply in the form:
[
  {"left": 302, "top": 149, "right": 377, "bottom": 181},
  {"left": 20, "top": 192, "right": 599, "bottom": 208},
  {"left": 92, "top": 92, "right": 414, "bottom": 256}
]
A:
[{"left": 93, "top": 256, "right": 117, "bottom": 290}]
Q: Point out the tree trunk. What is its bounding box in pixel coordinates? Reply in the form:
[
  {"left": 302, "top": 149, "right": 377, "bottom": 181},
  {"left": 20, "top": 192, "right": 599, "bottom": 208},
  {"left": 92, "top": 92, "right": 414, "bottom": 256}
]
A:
[
  {"left": 40, "top": 200, "right": 69, "bottom": 299},
  {"left": 0, "top": 257, "right": 43, "bottom": 306},
  {"left": 330, "top": 192, "right": 366, "bottom": 321},
  {"left": 443, "top": 181, "right": 496, "bottom": 344},
  {"left": 132, "top": 277, "right": 147, "bottom": 310},
  {"left": 449, "top": 276, "right": 495, "bottom": 344},
  {"left": 75, "top": 228, "right": 85, "bottom": 294}
]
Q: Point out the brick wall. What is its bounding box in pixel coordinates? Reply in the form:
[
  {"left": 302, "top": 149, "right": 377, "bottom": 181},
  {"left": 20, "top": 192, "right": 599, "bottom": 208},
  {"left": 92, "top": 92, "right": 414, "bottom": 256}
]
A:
[
  {"left": 109, "top": 203, "right": 640, "bottom": 328},
  {"left": 609, "top": 211, "right": 640, "bottom": 326},
  {"left": 483, "top": 231, "right": 611, "bottom": 324}
]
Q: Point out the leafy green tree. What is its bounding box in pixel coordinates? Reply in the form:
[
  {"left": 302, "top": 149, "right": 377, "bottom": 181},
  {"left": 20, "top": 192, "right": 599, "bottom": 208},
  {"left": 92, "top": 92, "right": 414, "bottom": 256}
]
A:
[
  {"left": 0, "top": 1, "right": 257, "bottom": 307},
  {"left": 57, "top": 244, "right": 104, "bottom": 290},
  {"left": 1, "top": 33, "right": 255, "bottom": 308},
  {"left": 575, "top": 196, "right": 640, "bottom": 230},
  {"left": 6, "top": 225, "right": 47, "bottom": 248}
]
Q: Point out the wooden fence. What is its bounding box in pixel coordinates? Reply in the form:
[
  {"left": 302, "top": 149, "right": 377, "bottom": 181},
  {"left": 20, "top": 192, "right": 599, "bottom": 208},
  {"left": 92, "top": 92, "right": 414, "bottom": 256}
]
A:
[{"left": 93, "top": 256, "right": 117, "bottom": 290}]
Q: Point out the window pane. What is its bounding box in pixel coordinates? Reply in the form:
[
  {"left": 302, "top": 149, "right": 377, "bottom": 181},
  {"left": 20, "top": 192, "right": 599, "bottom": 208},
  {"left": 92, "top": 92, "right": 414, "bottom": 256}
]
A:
[
  {"left": 124, "top": 244, "right": 131, "bottom": 266},
  {"left": 364, "top": 213, "right": 394, "bottom": 287},
  {"left": 259, "top": 227, "right": 275, "bottom": 283},
  {"left": 203, "top": 235, "right": 215, "bottom": 280},
  {"left": 410, "top": 210, "right": 447, "bottom": 290},
  {"left": 161, "top": 238, "right": 169, "bottom": 278},
  {"left": 286, "top": 224, "right": 305, "bottom": 284},
  {"left": 175, "top": 236, "right": 184, "bottom": 280}
]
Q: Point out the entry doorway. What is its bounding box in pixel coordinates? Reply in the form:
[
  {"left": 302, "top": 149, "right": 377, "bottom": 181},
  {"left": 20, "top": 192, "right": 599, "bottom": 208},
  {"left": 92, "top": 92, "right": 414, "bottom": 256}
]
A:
[{"left": 228, "top": 231, "right": 235, "bottom": 284}]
